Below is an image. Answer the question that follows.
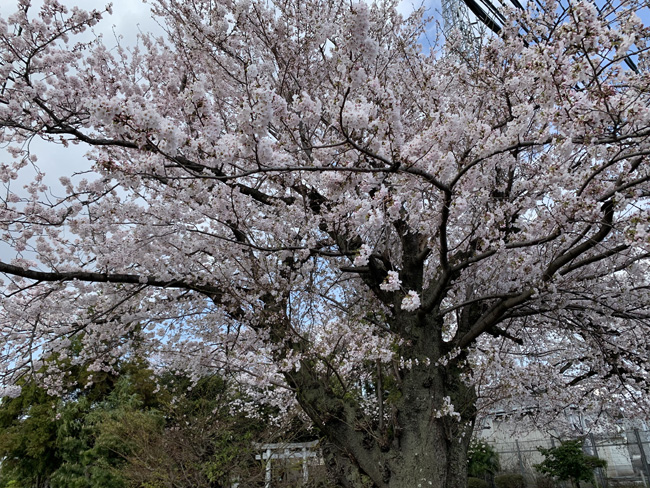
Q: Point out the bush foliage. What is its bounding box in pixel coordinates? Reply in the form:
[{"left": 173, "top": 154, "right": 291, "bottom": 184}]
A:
[
  {"left": 495, "top": 473, "right": 527, "bottom": 488},
  {"left": 0, "top": 348, "right": 276, "bottom": 488},
  {"left": 468, "top": 440, "right": 501, "bottom": 479},
  {"left": 535, "top": 439, "right": 607, "bottom": 488},
  {"left": 468, "top": 477, "right": 491, "bottom": 488}
]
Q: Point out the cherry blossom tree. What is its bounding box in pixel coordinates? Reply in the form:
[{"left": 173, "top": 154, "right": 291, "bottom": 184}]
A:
[{"left": 1, "top": 0, "right": 649, "bottom": 486}]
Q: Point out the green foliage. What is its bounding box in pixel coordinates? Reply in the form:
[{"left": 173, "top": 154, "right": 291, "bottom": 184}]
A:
[
  {"left": 468, "top": 439, "right": 500, "bottom": 479},
  {"left": 534, "top": 440, "right": 607, "bottom": 488},
  {"left": 468, "top": 477, "right": 491, "bottom": 488},
  {"left": 495, "top": 473, "right": 527, "bottom": 488},
  {"left": 534, "top": 476, "right": 556, "bottom": 488},
  {"left": 0, "top": 352, "right": 161, "bottom": 488},
  {"left": 0, "top": 350, "right": 270, "bottom": 488},
  {"left": 0, "top": 380, "right": 61, "bottom": 488},
  {"left": 47, "top": 377, "right": 160, "bottom": 488},
  {"left": 120, "top": 373, "right": 267, "bottom": 488}
]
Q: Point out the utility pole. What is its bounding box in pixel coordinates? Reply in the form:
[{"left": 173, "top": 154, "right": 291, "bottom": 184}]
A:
[{"left": 441, "top": 0, "right": 484, "bottom": 62}]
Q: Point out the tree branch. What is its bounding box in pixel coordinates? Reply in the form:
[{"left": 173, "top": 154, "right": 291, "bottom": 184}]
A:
[
  {"left": 559, "top": 244, "right": 629, "bottom": 276},
  {"left": 543, "top": 200, "right": 614, "bottom": 281},
  {"left": 454, "top": 289, "right": 534, "bottom": 349},
  {"left": 0, "top": 261, "right": 222, "bottom": 296}
]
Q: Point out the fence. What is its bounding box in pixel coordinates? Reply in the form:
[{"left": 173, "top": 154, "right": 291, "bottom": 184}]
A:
[
  {"left": 249, "top": 428, "right": 650, "bottom": 487},
  {"left": 481, "top": 427, "right": 650, "bottom": 487}
]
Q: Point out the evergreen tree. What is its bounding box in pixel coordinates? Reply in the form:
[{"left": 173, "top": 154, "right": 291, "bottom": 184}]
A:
[
  {"left": 535, "top": 440, "right": 607, "bottom": 488},
  {"left": 0, "top": 352, "right": 272, "bottom": 488}
]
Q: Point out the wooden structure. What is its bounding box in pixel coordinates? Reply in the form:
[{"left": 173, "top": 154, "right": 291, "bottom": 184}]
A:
[{"left": 254, "top": 441, "right": 320, "bottom": 488}]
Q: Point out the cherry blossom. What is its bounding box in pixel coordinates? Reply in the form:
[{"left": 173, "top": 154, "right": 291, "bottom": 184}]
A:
[{"left": 0, "top": 0, "right": 649, "bottom": 486}]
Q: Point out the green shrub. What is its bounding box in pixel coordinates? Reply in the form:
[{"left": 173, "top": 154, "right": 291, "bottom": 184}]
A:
[
  {"left": 534, "top": 476, "right": 555, "bottom": 488},
  {"left": 468, "top": 440, "right": 500, "bottom": 479},
  {"left": 495, "top": 473, "right": 527, "bottom": 488},
  {"left": 468, "top": 477, "right": 490, "bottom": 488},
  {"left": 535, "top": 439, "right": 607, "bottom": 487}
]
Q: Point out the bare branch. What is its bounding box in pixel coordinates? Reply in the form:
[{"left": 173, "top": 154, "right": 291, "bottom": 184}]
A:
[{"left": 0, "top": 261, "right": 222, "bottom": 296}]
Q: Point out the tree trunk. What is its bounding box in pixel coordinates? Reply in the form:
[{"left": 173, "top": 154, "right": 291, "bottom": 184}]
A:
[
  {"left": 321, "top": 420, "right": 473, "bottom": 488},
  {"left": 291, "top": 357, "right": 477, "bottom": 488},
  {"left": 283, "top": 259, "right": 478, "bottom": 488}
]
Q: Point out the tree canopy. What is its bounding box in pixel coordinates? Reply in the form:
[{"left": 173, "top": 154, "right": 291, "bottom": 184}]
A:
[{"left": 0, "top": 0, "right": 649, "bottom": 486}]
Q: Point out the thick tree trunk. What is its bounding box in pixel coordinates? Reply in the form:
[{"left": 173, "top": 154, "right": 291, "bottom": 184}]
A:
[
  {"left": 388, "top": 403, "right": 474, "bottom": 487},
  {"left": 321, "top": 424, "right": 472, "bottom": 488},
  {"left": 285, "top": 262, "right": 478, "bottom": 488},
  {"left": 291, "top": 358, "right": 477, "bottom": 488}
]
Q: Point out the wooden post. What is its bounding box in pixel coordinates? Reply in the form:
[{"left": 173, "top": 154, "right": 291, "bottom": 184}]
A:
[
  {"left": 302, "top": 447, "right": 309, "bottom": 483},
  {"left": 265, "top": 448, "right": 272, "bottom": 488}
]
